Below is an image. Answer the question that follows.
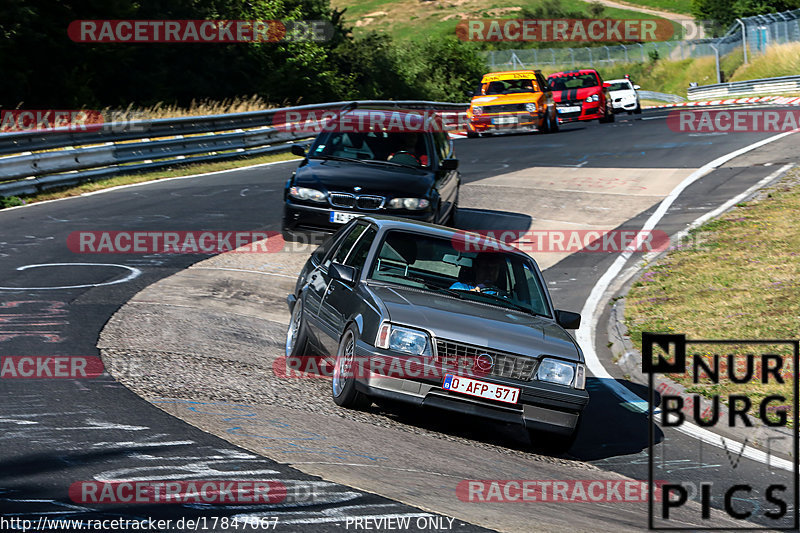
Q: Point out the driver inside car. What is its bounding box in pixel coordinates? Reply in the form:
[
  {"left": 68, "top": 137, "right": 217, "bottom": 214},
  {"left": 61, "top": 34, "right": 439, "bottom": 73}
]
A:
[
  {"left": 388, "top": 133, "right": 428, "bottom": 167},
  {"left": 450, "top": 254, "right": 506, "bottom": 294}
]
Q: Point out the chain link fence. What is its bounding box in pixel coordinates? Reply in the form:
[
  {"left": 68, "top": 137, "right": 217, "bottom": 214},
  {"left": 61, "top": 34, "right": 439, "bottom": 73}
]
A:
[{"left": 483, "top": 9, "right": 800, "bottom": 70}]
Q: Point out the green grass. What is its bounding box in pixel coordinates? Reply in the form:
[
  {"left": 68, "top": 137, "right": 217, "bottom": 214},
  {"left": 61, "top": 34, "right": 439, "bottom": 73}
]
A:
[
  {"left": 0, "top": 151, "right": 299, "bottom": 208},
  {"left": 333, "top": 0, "right": 667, "bottom": 42},
  {"left": 609, "top": 0, "right": 693, "bottom": 15},
  {"left": 731, "top": 42, "right": 800, "bottom": 82},
  {"left": 625, "top": 169, "right": 800, "bottom": 426}
]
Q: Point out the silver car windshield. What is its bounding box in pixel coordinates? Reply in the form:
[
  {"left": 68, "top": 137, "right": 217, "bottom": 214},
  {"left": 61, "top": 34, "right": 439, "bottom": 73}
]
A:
[{"left": 367, "top": 230, "right": 552, "bottom": 317}]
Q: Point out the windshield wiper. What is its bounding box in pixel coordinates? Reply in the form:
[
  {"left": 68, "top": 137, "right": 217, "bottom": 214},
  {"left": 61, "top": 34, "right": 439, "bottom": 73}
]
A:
[
  {"left": 377, "top": 273, "right": 466, "bottom": 299},
  {"left": 310, "top": 154, "right": 369, "bottom": 164},
  {"left": 361, "top": 159, "right": 421, "bottom": 169},
  {"left": 461, "top": 291, "right": 544, "bottom": 316}
]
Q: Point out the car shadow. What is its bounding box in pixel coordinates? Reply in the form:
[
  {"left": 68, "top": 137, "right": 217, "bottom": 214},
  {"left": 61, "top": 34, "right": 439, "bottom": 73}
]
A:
[
  {"left": 367, "top": 376, "right": 663, "bottom": 460},
  {"left": 454, "top": 208, "right": 531, "bottom": 232}
]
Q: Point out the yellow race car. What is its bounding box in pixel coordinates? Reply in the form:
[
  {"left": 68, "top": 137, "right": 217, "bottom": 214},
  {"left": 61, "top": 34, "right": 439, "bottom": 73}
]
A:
[{"left": 466, "top": 70, "right": 559, "bottom": 137}]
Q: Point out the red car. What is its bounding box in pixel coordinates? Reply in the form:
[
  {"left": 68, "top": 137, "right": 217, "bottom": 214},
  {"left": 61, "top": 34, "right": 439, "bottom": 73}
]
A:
[{"left": 547, "top": 69, "right": 614, "bottom": 124}]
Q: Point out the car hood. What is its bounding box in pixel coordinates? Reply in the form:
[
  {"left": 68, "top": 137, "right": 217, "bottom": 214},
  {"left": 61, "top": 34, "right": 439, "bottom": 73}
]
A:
[
  {"left": 367, "top": 284, "right": 582, "bottom": 361},
  {"left": 551, "top": 86, "right": 602, "bottom": 103},
  {"left": 296, "top": 160, "right": 434, "bottom": 197},
  {"left": 609, "top": 89, "right": 636, "bottom": 99}
]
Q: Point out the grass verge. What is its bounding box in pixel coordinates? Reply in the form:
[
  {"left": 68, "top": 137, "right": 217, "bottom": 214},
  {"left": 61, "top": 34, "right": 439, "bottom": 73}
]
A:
[
  {"left": 624, "top": 167, "right": 799, "bottom": 426},
  {"left": 0, "top": 151, "right": 299, "bottom": 209}
]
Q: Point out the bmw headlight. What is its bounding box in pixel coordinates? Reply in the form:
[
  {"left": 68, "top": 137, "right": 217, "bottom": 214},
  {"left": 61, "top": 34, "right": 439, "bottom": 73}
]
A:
[
  {"left": 289, "top": 186, "right": 326, "bottom": 203},
  {"left": 388, "top": 198, "right": 430, "bottom": 210},
  {"left": 375, "top": 323, "right": 432, "bottom": 356},
  {"left": 536, "top": 358, "right": 586, "bottom": 389},
  {"left": 585, "top": 94, "right": 599, "bottom": 103},
  {"left": 472, "top": 106, "right": 483, "bottom": 116},
  {"left": 525, "top": 102, "right": 537, "bottom": 113}
]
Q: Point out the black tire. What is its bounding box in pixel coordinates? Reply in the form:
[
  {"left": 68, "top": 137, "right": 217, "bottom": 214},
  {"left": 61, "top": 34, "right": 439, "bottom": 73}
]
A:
[
  {"left": 285, "top": 297, "right": 310, "bottom": 361},
  {"left": 540, "top": 112, "right": 551, "bottom": 134},
  {"left": 634, "top": 103, "right": 642, "bottom": 115},
  {"left": 549, "top": 108, "right": 559, "bottom": 133},
  {"left": 528, "top": 416, "right": 581, "bottom": 454},
  {"left": 332, "top": 326, "right": 372, "bottom": 409}
]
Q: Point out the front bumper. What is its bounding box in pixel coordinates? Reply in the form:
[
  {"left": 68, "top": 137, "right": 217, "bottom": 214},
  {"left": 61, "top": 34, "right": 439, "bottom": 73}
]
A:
[
  {"left": 353, "top": 339, "right": 589, "bottom": 435},
  {"left": 469, "top": 112, "right": 543, "bottom": 134},
  {"left": 283, "top": 201, "right": 434, "bottom": 233},
  {"left": 555, "top": 102, "right": 602, "bottom": 123},
  {"left": 613, "top": 100, "right": 638, "bottom": 112}
]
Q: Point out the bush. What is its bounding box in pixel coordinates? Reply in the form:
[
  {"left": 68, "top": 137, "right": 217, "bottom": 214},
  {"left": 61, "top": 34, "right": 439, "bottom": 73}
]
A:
[{"left": 0, "top": 196, "right": 25, "bottom": 209}]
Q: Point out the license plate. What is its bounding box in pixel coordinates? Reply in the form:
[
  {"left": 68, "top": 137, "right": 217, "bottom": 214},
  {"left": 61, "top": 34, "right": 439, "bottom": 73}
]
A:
[
  {"left": 492, "top": 116, "right": 518, "bottom": 125},
  {"left": 329, "top": 211, "right": 363, "bottom": 224},
  {"left": 557, "top": 106, "right": 581, "bottom": 113},
  {"left": 442, "top": 374, "right": 520, "bottom": 404}
]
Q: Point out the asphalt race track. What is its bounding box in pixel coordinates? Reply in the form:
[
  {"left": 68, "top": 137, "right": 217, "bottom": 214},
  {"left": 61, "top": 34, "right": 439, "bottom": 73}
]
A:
[{"left": 0, "top": 106, "right": 797, "bottom": 532}]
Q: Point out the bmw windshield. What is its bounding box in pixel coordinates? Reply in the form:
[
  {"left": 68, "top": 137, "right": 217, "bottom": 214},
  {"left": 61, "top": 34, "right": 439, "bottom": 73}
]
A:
[{"left": 367, "top": 230, "right": 552, "bottom": 317}]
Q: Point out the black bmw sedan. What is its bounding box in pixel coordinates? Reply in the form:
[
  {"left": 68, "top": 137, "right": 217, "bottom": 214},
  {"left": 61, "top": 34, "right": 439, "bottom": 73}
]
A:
[
  {"left": 281, "top": 110, "right": 460, "bottom": 238},
  {"left": 285, "top": 216, "right": 589, "bottom": 450}
]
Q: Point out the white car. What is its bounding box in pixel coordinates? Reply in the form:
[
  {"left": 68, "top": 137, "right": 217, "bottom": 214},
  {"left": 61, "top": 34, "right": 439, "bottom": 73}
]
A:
[{"left": 605, "top": 78, "right": 641, "bottom": 114}]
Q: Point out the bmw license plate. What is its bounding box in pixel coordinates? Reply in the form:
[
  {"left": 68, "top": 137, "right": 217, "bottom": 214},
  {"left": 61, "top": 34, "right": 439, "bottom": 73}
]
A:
[
  {"left": 557, "top": 105, "right": 581, "bottom": 113},
  {"left": 442, "top": 374, "right": 519, "bottom": 404},
  {"left": 329, "top": 211, "right": 363, "bottom": 224}
]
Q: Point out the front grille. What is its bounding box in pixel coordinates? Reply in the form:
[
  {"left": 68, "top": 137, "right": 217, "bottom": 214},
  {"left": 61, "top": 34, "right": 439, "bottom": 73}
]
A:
[
  {"left": 435, "top": 339, "right": 537, "bottom": 381},
  {"left": 329, "top": 192, "right": 356, "bottom": 208},
  {"left": 483, "top": 103, "right": 528, "bottom": 113},
  {"left": 329, "top": 192, "right": 385, "bottom": 210},
  {"left": 357, "top": 195, "right": 384, "bottom": 210}
]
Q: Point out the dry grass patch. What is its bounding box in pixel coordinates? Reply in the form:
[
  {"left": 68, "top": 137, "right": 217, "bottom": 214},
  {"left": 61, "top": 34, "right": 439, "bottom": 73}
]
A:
[{"left": 625, "top": 168, "right": 800, "bottom": 425}]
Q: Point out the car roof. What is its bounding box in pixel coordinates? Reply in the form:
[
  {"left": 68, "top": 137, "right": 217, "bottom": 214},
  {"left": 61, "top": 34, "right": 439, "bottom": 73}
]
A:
[
  {"left": 606, "top": 78, "right": 633, "bottom": 84},
  {"left": 357, "top": 215, "right": 534, "bottom": 259},
  {"left": 480, "top": 70, "right": 542, "bottom": 82}
]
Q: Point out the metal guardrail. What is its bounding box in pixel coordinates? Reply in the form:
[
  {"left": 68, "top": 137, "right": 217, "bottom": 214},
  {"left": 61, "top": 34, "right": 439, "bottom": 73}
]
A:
[
  {"left": 637, "top": 90, "right": 686, "bottom": 103},
  {"left": 687, "top": 75, "right": 800, "bottom": 100},
  {"left": 0, "top": 100, "right": 468, "bottom": 198}
]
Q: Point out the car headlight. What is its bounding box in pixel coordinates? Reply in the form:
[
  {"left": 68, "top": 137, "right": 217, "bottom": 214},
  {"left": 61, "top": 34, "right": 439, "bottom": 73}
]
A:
[
  {"left": 289, "top": 186, "right": 327, "bottom": 203},
  {"left": 525, "top": 102, "right": 537, "bottom": 113},
  {"left": 536, "top": 358, "right": 585, "bottom": 389},
  {"left": 388, "top": 198, "right": 430, "bottom": 210},
  {"left": 472, "top": 106, "right": 483, "bottom": 116},
  {"left": 375, "top": 323, "right": 432, "bottom": 356},
  {"left": 585, "top": 94, "right": 599, "bottom": 103}
]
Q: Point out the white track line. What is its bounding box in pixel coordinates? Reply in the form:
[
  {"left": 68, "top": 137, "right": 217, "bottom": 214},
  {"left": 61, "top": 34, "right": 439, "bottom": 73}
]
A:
[{"left": 577, "top": 129, "right": 798, "bottom": 472}]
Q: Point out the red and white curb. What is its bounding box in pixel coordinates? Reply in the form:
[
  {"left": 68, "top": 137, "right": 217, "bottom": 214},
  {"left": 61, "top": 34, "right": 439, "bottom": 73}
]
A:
[{"left": 646, "top": 95, "right": 800, "bottom": 109}]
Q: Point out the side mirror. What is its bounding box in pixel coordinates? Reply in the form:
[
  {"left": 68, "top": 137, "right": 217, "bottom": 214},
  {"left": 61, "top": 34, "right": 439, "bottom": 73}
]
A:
[
  {"left": 290, "top": 145, "right": 307, "bottom": 157},
  {"left": 555, "top": 309, "right": 581, "bottom": 330},
  {"left": 602, "top": 82, "right": 611, "bottom": 87},
  {"left": 329, "top": 262, "right": 357, "bottom": 286},
  {"left": 634, "top": 84, "right": 641, "bottom": 90},
  {"left": 440, "top": 158, "right": 459, "bottom": 171}
]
